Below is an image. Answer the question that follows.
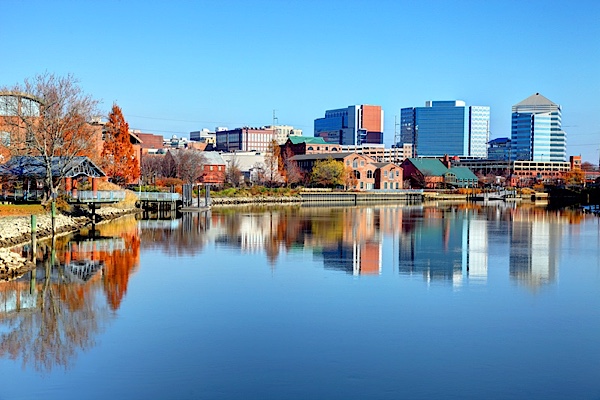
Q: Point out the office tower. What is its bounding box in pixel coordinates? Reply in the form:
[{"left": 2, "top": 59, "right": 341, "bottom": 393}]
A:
[
  {"left": 511, "top": 93, "right": 566, "bottom": 162},
  {"left": 401, "top": 100, "right": 490, "bottom": 158},
  {"left": 314, "top": 105, "right": 384, "bottom": 145}
]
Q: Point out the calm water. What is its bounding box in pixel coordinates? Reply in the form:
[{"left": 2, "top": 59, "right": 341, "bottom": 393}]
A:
[{"left": 1, "top": 202, "right": 599, "bottom": 400}]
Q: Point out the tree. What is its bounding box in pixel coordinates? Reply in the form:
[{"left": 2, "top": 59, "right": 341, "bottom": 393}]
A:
[
  {"left": 225, "top": 155, "right": 243, "bottom": 187},
  {"left": 101, "top": 104, "right": 140, "bottom": 185},
  {"left": 141, "top": 154, "right": 163, "bottom": 184},
  {"left": 581, "top": 161, "right": 595, "bottom": 172},
  {"left": 282, "top": 146, "right": 304, "bottom": 187},
  {"left": 176, "top": 149, "right": 205, "bottom": 184},
  {"left": 310, "top": 158, "right": 345, "bottom": 188},
  {"left": 0, "top": 73, "right": 100, "bottom": 201},
  {"left": 262, "top": 139, "right": 284, "bottom": 187}
]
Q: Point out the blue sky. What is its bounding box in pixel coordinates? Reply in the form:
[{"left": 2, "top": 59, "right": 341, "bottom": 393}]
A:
[{"left": 2, "top": 0, "right": 599, "bottom": 162}]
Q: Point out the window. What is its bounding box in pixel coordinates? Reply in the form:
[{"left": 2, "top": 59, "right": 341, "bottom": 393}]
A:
[
  {"left": 0, "top": 131, "right": 10, "bottom": 147},
  {"left": 384, "top": 182, "right": 388, "bottom": 189},
  {"left": 360, "top": 161, "right": 364, "bottom": 166},
  {"left": 367, "top": 170, "right": 373, "bottom": 179},
  {"left": 384, "top": 170, "right": 388, "bottom": 178},
  {"left": 352, "top": 159, "right": 358, "bottom": 168},
  {"left": 210, "top": 166, "right": 214, "bottom": 171}
]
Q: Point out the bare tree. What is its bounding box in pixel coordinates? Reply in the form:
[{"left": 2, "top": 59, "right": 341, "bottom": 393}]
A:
[
  {"left": 176, "top": 149, "right": 205, "bottom": 184},
  {"left": 141, "top": 154, "right": 163, "bottom": 184},
  {"left": 225, "top": 154, "right": 243, "bottom": 187},
  {"left": 0, "top": 73, "right": 100, "bottom": 202}
]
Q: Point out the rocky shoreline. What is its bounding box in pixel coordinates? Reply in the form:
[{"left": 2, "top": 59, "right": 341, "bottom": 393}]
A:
[{"left": 0, "top": 206, "right": 140, "bottom": 280}]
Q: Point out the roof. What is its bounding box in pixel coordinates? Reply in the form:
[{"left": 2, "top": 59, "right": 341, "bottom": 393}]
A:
[
  {"left": 514, "top": 93, "right": 558, "bottom": 107},
  {"left": 405, "top": 158, "right": 449, "bottom": 176},
  {"left": 288, "top": 136, "right": 328, "bottom": 145},
  {"left": 201, "top": 151, "right": 226, "bottom": 165},
  {"left": 489, "top": 137, "right": 511, "bottom": 145},
  {"left": 0, "top": 156, "right": 106, "bottom": 178},
  {"left": 450, "top": 166, "right": 478, "bottom": 180},
  {"left": 290, "top": 152, "right": 358, "bottom": 162}
]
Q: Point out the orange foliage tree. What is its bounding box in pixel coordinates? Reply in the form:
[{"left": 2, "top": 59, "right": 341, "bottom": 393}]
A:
[{"left": 101, "top": 104, "right": 140, "bottom": 185}]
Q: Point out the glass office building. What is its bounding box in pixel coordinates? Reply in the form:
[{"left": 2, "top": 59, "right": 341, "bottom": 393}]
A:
[
  {"left": 401, "top": 101, "right": 490, "bottom": 158},
  {"left": 314, "top": 105, "right": 384, "bottom": 146},
  {"left": 511, "top": 93, "right": 565, "bottom": 162}
]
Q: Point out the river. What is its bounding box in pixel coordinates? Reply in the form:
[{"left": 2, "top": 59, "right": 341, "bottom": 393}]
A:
[{"left": 0, "top": 202, "right": 599, "bottom": 400}]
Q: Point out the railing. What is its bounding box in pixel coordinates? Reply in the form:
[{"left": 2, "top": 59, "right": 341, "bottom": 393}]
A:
[
  {"left": 135, "top": 192, "right": 181, "bottom": 202},
  {"left": 75, "top": 191, "right": 126, "bottom": 202}
]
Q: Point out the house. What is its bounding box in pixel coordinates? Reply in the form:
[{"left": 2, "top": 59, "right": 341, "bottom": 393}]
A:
[
  {"left": 199, "top": 152, "right": 226, "bottom": 185},
  {"left": 401, "top": 158, "right": 478, "bottom": 189}
]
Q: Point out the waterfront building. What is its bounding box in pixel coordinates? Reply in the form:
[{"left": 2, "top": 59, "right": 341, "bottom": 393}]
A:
[
  {"left": 290, "top": 152, "right": 403, "bottom": 191},
  {"left": 220, "top": 151, "right": 268, "bottom": 184},
  {"left": 280, "top": 137, "right": 412, "bottom": 165},
  {"left": 199, "top": 151, "right": 226, "bottom": 185},
  {"left": 400, "top": 157, "right": 478, "bottom": 189},
  {"left": 511, "top": 93, "right": 566, "bottom": 162},
  {"left": 401, "top": 100, "right": 490, "bottom": 158},
  {"left": 453, "top": 158, "right": 571, "bottom": 186},
  {"left": 314, "top": 105, "right": 384, "bottom": 146}
]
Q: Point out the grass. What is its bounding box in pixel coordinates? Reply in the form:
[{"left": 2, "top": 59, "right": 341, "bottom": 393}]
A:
[{"left": 0, "top": 204, "right": 45, "bottom": 217}]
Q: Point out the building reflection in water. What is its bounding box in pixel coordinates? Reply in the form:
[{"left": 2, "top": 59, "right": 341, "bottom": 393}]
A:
[
  {"left": 0, "top": 215, "right": 140, "bottom": 372},
  {"left": 191, "top": 203, "right": 572, "bottom": 285}
]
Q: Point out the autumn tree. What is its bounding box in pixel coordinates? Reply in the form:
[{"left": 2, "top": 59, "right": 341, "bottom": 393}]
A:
[
  {"left": 262, "top": 139, "right": 284, "bottom": 187},
  {"left": 310, "top": 158, "right": 346, "bottom": 188},
  {"left": 283, "top": 146, "right": 304, "bottom": 187},
  {"left": 563, "top": 169, "right": 585, "bottom": 185},
  {"left": 0, "top": 73, "right": 100, "bottom": 201},
  {"left": 101, "top": 104, "right": 140, "bottom": 185}
]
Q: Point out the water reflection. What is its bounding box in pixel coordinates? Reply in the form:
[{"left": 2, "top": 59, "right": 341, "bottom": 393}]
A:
[
  {"left": 0, "top": 204, "right": 589, "bottom": 373},
  {"left": 0, "top": 215, "right": 140, "bottom": 371},
  {"left": 171, "top": 203, "right": 586, "bottom": 289}
]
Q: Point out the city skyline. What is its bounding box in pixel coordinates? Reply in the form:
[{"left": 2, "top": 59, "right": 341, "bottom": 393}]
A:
[{"left": 2, "top": 0, "right": 598, "bottom": 162}]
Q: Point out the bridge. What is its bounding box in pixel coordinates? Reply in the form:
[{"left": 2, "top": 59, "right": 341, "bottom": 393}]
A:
[{"left": 135, "top": 191, "right": 181, "bottom": 211}]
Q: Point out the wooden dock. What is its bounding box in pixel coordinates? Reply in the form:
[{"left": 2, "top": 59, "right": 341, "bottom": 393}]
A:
[{"left": 299, "top": 190, "right": 424, "bottom": 205}]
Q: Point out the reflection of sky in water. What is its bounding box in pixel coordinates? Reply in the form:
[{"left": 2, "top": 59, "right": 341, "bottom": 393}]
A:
[{"left": 0, "top": 206, "right": 599, "bottom": 399}]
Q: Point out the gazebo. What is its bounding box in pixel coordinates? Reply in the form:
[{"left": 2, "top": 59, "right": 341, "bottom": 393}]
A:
[{"left": 0, "top": 156, "right": 106, "bottom": 201}]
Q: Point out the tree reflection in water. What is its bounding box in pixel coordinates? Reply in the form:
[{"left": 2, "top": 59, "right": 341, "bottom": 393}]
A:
[{"left": 0, "top": 215, "right": 140, "bottom": 372}]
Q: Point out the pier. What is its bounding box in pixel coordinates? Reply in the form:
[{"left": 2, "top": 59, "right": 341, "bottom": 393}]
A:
[{"left": 299, "top": 190, "right": 424, "bottom": 205}]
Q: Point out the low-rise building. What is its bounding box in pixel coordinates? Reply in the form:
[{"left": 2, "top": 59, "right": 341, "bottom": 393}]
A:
[
  {"left": 401, "top": 158, "right": 478, "bottom": 189},
  {"left": 199, "top": 152, "right": 226, "bottom": 185},
  {"left": 290, "top": 152, "right": 403, "bottom": 191}
]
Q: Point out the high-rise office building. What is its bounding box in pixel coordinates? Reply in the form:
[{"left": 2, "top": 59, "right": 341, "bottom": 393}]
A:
[
  {"left": 511, "top": 93, "right": 566, "bottom": 162},
  {"left": 401, "top": 100, "right": 490, "bottom": 158},
  {"left": 314, "top": 105, "right": 383, "bottom": 145}
]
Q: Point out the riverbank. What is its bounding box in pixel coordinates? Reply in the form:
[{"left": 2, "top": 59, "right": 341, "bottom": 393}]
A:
[{"left": 0, "top": 205, "right": 140, "bottom": 280}]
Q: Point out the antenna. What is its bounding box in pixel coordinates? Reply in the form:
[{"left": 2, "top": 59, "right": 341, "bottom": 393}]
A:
[{"left": 394, "top": 115, "right": 400, "bottom": 163}]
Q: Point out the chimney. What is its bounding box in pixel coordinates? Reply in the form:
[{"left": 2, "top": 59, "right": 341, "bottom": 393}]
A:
[{"left": 441, "top": 154, "right": 451, "bottom": 169}]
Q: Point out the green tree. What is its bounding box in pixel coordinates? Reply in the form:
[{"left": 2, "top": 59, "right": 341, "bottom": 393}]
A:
[
  {"left": 101, "top": 104, "right": 140, "bottom": 185},
  {"left": 310, "top": 158, "right": 345, "bottom": 188}
]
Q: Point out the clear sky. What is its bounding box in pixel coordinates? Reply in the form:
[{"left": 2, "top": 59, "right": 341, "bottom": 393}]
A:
[{"left": 2, "top": 0, "right": 599, "bottom": 162}]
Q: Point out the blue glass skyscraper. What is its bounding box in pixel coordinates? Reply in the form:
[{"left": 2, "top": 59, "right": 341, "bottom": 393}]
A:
[
  {"left": 401, "top": 100, "right": 489, "bottom": 158},
  {"left": 511, "top": 93, "right": 565, "bottom": 162}
]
